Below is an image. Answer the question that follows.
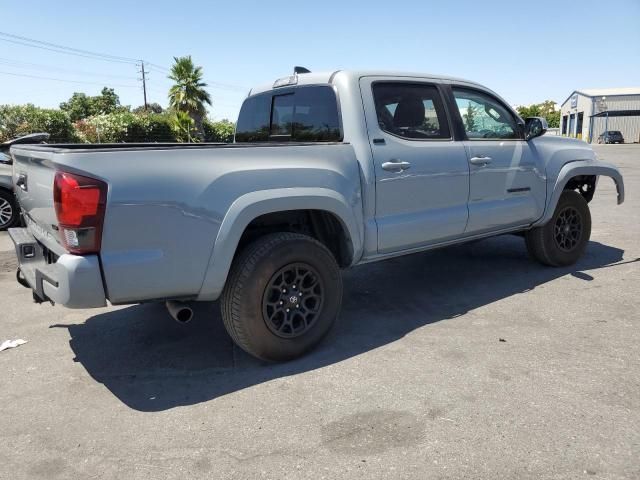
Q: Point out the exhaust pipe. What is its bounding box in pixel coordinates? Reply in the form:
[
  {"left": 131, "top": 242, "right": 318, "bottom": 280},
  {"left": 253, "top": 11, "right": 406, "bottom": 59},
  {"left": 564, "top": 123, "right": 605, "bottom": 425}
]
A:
[{"left": 166, "top": 301, "right": 194, "bottom": 324}]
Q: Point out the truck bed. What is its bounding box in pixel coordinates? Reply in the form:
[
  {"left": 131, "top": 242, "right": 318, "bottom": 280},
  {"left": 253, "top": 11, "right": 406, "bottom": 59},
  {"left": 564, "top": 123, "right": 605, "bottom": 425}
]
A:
[{"left": 10, "top": 141, "right": 360, "bottom": 305}]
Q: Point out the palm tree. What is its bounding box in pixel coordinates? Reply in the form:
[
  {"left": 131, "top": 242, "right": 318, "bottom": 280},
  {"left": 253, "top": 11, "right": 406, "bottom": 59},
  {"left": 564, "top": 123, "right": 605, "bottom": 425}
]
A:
[
  {"left": 171, "top": 110, "right": 196, "bottom": 143},
  {"left": 168, "top": 56, "right": 212, "bottom": 139}
]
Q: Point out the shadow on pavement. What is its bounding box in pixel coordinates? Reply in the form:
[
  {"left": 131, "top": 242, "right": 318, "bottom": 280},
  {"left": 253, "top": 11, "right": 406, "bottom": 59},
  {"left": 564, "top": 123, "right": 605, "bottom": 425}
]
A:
[{"left": 52, "top": 236, "right": 626, "bottom": 411}]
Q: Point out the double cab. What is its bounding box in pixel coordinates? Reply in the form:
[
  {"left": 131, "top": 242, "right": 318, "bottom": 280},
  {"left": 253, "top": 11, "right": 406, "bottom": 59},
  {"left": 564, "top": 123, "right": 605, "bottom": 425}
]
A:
[{"left": 5, "top": 70, "right": 625, "bottom": 361}]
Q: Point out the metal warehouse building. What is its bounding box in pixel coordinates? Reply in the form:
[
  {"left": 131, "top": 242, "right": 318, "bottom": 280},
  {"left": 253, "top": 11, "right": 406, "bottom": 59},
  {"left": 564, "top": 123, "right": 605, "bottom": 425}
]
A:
[{"left": 560, "top": 87, "right": 640, "bottom": 144}]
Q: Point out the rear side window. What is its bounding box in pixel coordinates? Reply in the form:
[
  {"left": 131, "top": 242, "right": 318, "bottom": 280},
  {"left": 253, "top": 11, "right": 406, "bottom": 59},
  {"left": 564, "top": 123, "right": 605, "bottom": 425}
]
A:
[
  {"left": 372, "top": 82, "right": 450, "bottom": 140},
  {"left": 235, "top": 86, "right": 342, "bottom": 142},
  {"left": 235, "top": 94, "right": 271, "bottom": 142}
]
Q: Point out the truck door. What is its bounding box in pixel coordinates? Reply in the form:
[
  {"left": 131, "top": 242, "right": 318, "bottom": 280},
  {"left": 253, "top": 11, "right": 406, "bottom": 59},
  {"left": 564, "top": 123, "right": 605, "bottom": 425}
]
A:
[
  {"left": 360, "top": 78, "right": 470, "bottom": 254},
  {"left": 450, "top": 87, "right": 546, "bottom": 234}
]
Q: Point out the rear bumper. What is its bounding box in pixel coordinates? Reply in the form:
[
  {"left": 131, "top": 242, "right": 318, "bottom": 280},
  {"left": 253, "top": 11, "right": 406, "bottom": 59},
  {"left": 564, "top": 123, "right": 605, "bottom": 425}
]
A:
[{"left": 8, "top": 227, "right": 107, "bottom": 308}]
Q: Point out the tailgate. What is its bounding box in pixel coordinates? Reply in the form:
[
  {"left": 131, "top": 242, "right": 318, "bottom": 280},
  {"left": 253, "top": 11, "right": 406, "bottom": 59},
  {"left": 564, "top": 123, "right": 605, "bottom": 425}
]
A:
[{"left": 11, "top": 147, "right": 63, "bottom": 252}]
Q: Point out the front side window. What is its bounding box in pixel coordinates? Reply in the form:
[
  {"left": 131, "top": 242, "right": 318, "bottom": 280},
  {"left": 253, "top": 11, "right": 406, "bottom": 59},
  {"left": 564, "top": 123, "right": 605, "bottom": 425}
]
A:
[
  {"left": 372, "top": 82, "right": 450, "bottom": 140},
  {"left": 453, "top": 88, "right": 519, "bottom": 140},
  {"left": 235, "top": 86, "right": 341, "bottom": 142}
]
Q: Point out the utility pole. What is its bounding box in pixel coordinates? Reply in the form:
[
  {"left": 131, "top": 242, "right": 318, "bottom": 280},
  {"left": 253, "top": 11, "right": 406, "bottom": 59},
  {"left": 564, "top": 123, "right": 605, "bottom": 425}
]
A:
[{"left": 138, "top": 60, "right": 148, "bottom": 111}]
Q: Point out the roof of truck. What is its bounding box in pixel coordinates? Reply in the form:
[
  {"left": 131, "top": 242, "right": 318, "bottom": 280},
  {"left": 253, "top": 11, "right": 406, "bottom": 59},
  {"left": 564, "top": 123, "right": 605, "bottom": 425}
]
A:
[{"left": 248, "top": 70, "right": 482, "bottom": 96}]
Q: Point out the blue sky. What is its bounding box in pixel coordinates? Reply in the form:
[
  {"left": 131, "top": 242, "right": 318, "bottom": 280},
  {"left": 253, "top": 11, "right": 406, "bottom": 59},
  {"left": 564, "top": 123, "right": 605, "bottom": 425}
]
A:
[{"left": 1, "top": 0, "right": 639, "bottom": 121}]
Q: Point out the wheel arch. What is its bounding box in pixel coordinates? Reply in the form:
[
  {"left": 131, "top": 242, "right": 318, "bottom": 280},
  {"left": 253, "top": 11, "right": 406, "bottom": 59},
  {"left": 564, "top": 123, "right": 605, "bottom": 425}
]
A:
[
  {"left": 197, "top": 188, "right": 364, "bottom": 301},
  {"left": 533, "top": 160, "right": 624, "bottom": 227}
]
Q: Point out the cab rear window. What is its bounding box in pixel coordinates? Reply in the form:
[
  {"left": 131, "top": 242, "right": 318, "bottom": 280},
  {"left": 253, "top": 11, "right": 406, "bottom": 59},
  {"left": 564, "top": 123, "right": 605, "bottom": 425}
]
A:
[{"left": 235, "top": 86, "right": 342, "bottom": 142}]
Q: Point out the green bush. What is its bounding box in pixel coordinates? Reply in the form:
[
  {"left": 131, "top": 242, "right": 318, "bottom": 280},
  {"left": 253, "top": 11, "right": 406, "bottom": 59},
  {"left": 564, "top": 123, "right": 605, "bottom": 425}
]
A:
[
  {"left": 126, "top": 113, "right": 176, "bottom": 143},
  {"left": 74, "top": 112, "right": 177, "bottom": 143},
  {"left": 0, "top": 104, "right": 234, "bottom": 144},
  {"left": 0, "top": 104, "right": 76, "bottom": 143},
  {"left": 74, "top": 112, "right": 135, "bottom": 143},
  {"left": 203, "top": 119, "right": 235, "bottom": 143},
  {"left": 171, "top": 111, "right": 197, "bottom": 143}
]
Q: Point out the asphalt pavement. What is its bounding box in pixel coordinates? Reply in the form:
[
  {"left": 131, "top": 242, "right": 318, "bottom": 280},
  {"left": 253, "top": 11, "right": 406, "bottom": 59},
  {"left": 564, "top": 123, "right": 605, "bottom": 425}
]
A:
[{"left": 0, "top": 144, "right": 638, "bottom": 479}]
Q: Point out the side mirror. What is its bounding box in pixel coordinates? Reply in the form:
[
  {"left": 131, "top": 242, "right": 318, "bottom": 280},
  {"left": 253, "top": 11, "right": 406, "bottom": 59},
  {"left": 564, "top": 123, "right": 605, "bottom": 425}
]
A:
[{"left": 524, "top": 117, "right": 548, "bottom": 140}]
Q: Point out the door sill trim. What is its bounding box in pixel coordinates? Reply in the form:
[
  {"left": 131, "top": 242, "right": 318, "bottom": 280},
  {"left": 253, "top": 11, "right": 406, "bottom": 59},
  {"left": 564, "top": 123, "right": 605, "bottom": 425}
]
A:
[{"left": 359, "top": 224, "right": 531, "bottom": 264}]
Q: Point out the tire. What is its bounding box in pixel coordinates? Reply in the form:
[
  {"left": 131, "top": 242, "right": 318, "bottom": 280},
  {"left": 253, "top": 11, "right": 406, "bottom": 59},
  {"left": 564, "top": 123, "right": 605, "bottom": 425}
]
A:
[
  {"left": 221, "top": 232, "right": 342, "bottom": 362},
  {"left": 0, "top": 189, "right": 20, "bottom": 231},
  {"left": 525, "top": 190, "right": 591, "bottom": 267}
]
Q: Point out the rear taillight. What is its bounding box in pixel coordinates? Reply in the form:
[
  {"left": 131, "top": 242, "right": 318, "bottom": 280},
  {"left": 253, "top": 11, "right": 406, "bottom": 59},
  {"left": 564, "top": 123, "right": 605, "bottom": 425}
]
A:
[{"left": 53, "top": 171, "right": 107, "bottom": 254}]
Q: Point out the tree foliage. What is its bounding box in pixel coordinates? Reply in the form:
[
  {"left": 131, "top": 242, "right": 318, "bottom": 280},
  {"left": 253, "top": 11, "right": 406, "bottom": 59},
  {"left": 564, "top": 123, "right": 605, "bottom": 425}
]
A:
[
  {"left": 60, "top": 87, "right": 127, "bottom": 122},
  {"left": 1, "top": 62, "right": 234, "bottom": 144},
  {"left": 517, "top": 100, "right": 560, "bottom": 128},
  {"left": 463, "top": 102, "right": 477, "bottom": 132},
  {"left": 133, "top": 103, "right": 164, "bottom": 114},
  {"left": 168, "top": 56, "right": 212, "bottom": 139},
  {"left": 0, "top": 104, "right": 76, "bottom": 142},
  {"left": 171, "top": 111, "right": 197, "bottom": 143}
]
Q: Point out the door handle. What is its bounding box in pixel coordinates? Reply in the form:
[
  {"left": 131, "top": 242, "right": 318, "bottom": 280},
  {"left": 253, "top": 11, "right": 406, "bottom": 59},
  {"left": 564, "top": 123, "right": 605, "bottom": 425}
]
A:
[
  {"left": 469, "top": 156, "right": 492, "bottom": 166},
  {"left": 381, "top": 159, "right": 411, "bottom": 172}
]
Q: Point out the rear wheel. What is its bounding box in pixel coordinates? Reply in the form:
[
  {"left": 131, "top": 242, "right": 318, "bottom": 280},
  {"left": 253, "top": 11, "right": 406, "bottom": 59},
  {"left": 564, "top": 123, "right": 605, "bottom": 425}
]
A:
[
  {"left": 0, "top": 189, "right": 19, "bottom": 231},
  {"left": 525, "top": 190, "right": 591, "bottom": 266},
  {"left": 221, "top": 232, "right": 342, "bottom": 362}
]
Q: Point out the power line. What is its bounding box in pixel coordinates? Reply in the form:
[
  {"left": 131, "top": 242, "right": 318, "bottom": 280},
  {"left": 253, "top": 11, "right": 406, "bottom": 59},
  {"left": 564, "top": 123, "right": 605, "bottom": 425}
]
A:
[
  {"left": 205, "top": 80, "right": 248, "bottom": 92},
  {"left": 0, "top": 31, "right": 145, "bottom": 103},
  {"left": 0, "top": 57, "right": 137, "bottom": 80},
  {"left": 0, "top": 31, "right": 138, "bottom": 64},
  {"left": 0, "top": 37, "right": 137, "bottom": 65},
  {"left": 146, "top": 62, "right": 170, "bottom": 73},
  {"left": 146, "top": 63, "right": 248, "bottom": 92},
  {"left": 0, "top": 30, "right": 249, "bottom": 104},
  {"left": 0, "top": 70, "right": 139, "bottom": 88}
]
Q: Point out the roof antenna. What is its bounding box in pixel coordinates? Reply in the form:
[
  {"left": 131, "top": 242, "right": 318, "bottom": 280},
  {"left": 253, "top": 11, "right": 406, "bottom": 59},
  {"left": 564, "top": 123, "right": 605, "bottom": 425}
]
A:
[{"left": 294, "top": 66, "right": 311, "bottom": 74}]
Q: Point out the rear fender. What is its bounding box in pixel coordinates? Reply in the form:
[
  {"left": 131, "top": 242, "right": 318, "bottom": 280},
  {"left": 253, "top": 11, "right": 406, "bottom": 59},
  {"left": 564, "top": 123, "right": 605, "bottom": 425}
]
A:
[
  {"left": 533, "top": 160, "right": 624, "bottom": 227},
  {"left": 196, "top": 187, "right": 364, "bottom": 301}
]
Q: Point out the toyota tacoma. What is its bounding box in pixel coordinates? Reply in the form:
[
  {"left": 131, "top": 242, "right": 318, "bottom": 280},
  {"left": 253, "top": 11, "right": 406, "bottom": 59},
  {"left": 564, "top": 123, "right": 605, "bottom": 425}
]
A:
[{"left": 6, "top": 69, "right": 625, "bottom": 361}]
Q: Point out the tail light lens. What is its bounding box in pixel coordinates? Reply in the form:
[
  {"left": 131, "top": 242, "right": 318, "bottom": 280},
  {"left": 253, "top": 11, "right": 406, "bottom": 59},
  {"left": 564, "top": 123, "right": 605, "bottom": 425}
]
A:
[{"left": 53, "top": 171, "right": 107, "bottom": 254}]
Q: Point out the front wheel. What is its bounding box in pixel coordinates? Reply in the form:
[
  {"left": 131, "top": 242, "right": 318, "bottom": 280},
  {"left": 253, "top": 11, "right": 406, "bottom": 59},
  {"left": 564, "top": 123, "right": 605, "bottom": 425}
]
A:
[
  {"left": 221, "top": 232, "right": 342, "bottom": 362},
  {"left": 0, "top": 189, "right": 20, "bottom": 231},
  {"left": 525, "top": 190, "right": 591, "bottom": 266}
]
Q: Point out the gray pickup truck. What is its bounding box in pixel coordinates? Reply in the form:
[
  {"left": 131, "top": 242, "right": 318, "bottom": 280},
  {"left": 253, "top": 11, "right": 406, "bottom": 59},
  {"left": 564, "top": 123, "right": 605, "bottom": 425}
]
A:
[{"left": 5, "top": 70, "right": 625, "bottom": 361}]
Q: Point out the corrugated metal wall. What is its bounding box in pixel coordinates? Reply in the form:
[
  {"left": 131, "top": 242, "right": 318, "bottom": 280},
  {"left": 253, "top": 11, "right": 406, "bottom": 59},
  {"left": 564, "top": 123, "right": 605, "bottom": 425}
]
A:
[
  {"left": 592, "top": 116, "right": 640, "bottom": 143},
  {"left": 592, "top": 94, "right": 640, "bottom": 143}
]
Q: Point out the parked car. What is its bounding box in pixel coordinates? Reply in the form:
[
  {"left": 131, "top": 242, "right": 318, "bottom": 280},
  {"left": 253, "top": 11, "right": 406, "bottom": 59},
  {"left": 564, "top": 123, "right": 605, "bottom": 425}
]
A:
[
  {"left": 598, "top": 130, "right": 625, "bottom": 144},
  {"left": 0, "top": 162, "right": 18, "bottom": 230},
  {"left": 7, "top": 70, "right": 625, "bottom": 362},
  {"left": 0, "top": 134, "right": 49, "bottom": 230}
]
